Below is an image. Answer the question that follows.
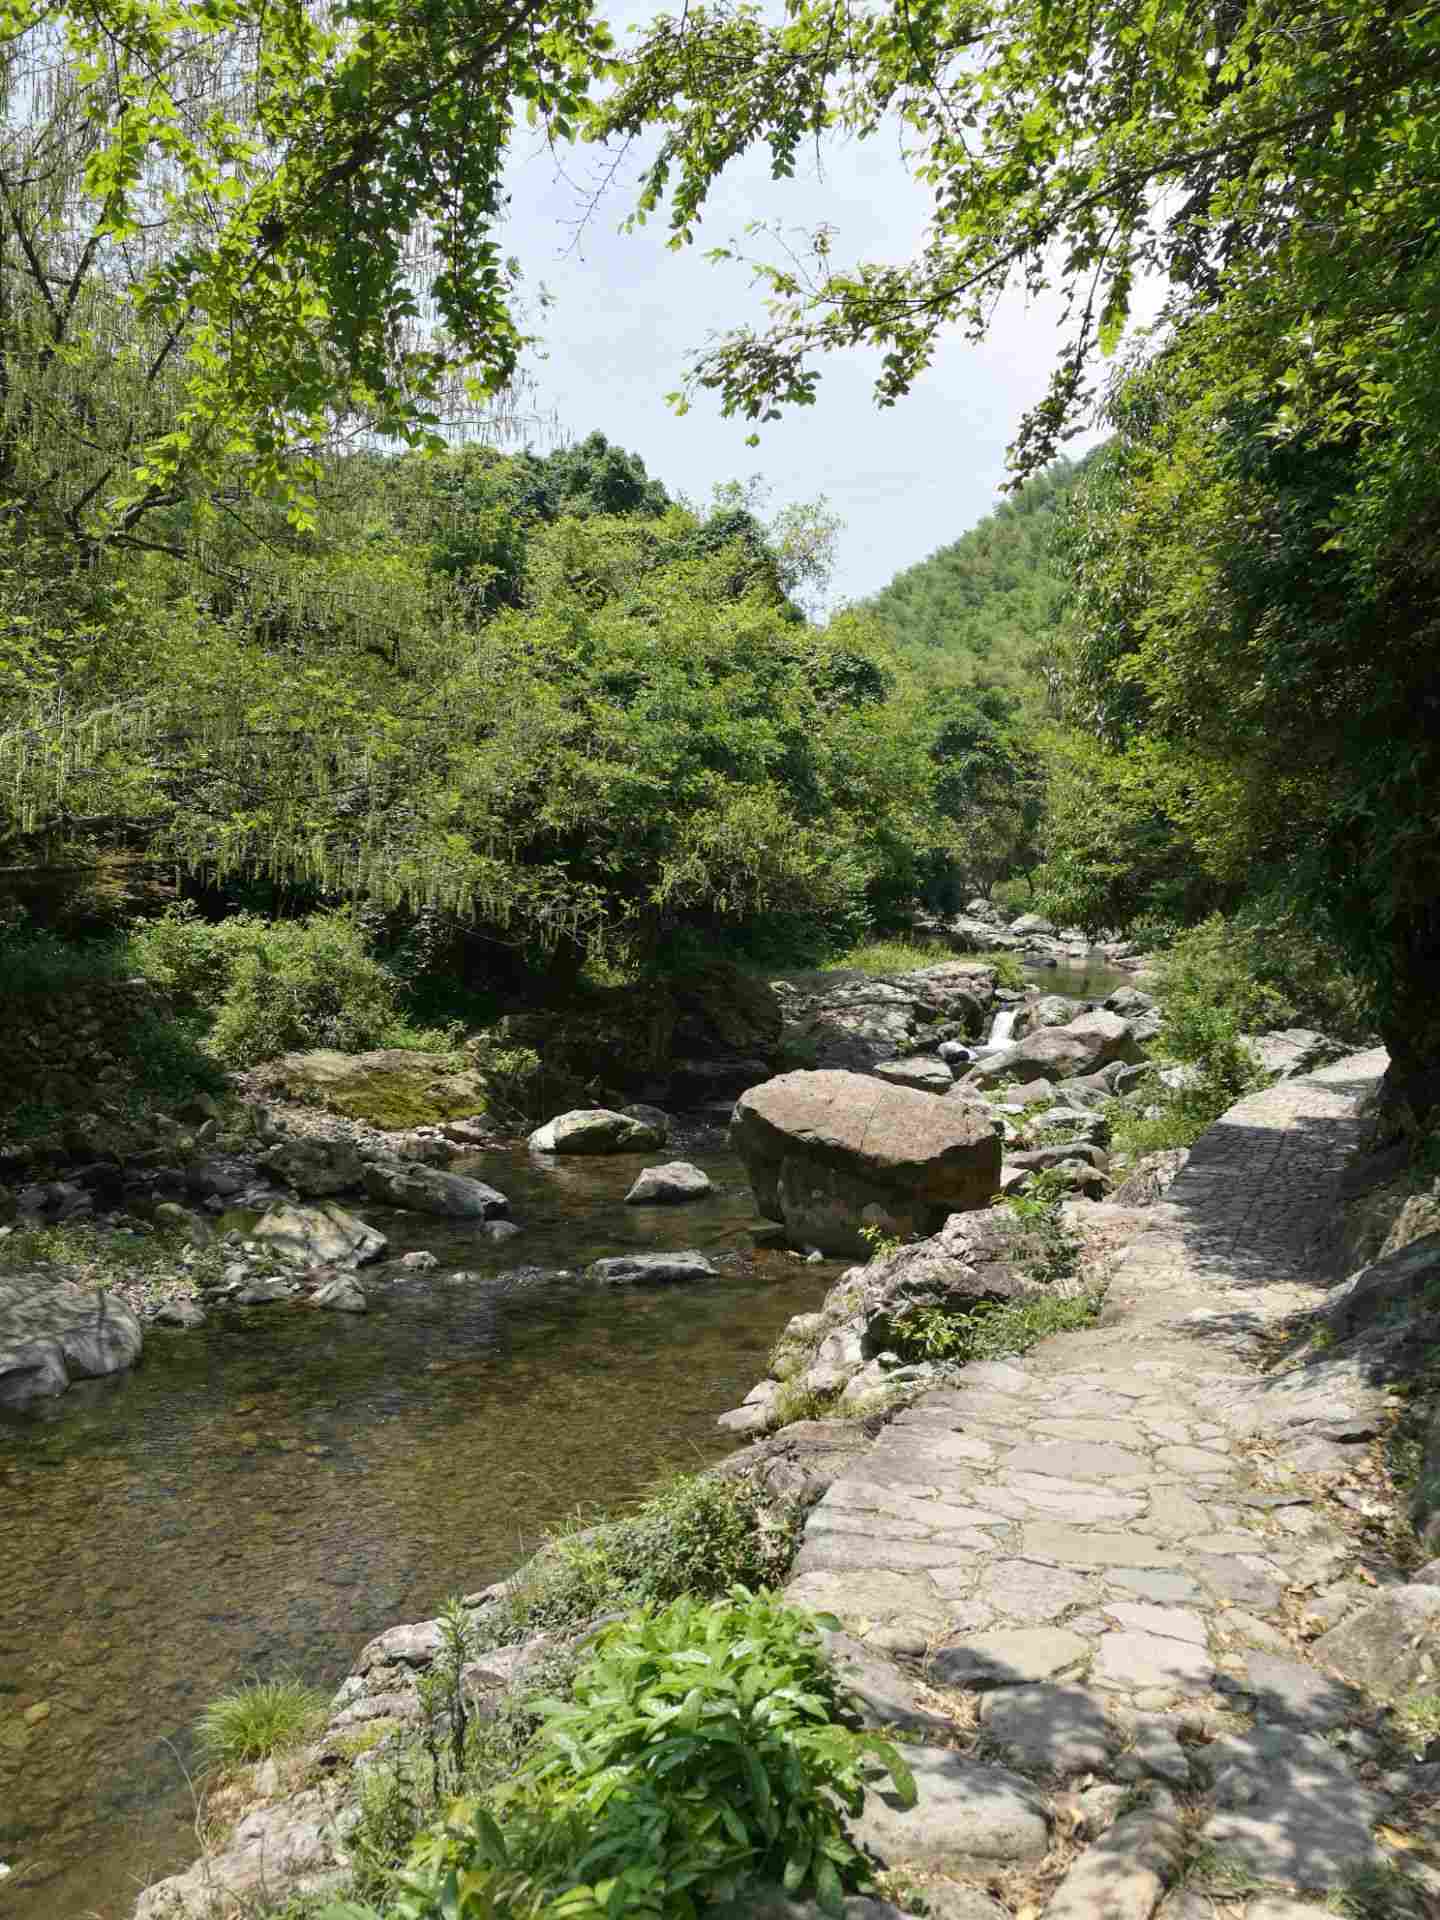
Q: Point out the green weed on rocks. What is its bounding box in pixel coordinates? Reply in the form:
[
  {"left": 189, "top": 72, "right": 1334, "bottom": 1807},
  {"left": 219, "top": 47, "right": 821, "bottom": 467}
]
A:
[
  {"left": 476, "top": 1471, "right": 803, "bottom": 1653},
  {"left": 333, "top": 1588, "right": 914, "bottom": 1920}
]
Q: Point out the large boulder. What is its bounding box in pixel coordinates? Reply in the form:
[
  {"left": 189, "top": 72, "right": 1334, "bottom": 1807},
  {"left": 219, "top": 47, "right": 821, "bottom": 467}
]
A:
[
  {"left": 730, "top": 1069, "right": 1001, "bottom": 1255},
  {"left": 964, "top": 1010, "right": 1145, "bottom": 1089},
  {"left": 528, "top": 1109, "right": 663, "bottom": 1154},
  {"left": 1325, "top": 1232, "right": 1440, "bottom": 1339},
  {"left": 249, "top": 1047, "right": 489, "bottom": 1129},
  {"left": 1311, "top": 1585, "right": 1440, "bottom": 1700},
  {"left": 251, "top": 1199, "right": 387, "bottom": 1267},
  {"left": 0, "top": 1275, "right": 143, "bottom": 1408},
  {"left": 361, "top": 1160, "right": 509, "bottom": 1217}
]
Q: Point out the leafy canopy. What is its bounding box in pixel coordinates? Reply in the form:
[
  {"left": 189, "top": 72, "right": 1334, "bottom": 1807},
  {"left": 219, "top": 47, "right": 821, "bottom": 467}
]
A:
[{"left": 593, "top": 0, "right": 1437, "bottom": 475}]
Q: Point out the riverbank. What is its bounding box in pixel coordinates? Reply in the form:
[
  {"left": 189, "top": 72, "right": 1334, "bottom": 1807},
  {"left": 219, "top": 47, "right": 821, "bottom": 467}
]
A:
[{"left": 130, "top": 1048, "right": 1440, "bottom": 1920}]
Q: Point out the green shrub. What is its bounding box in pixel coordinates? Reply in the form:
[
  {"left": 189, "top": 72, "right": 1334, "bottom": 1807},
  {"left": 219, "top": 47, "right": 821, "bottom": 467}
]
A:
[
  {"left": 1153, "top": 910, "right": 1372, "bottom": 1049},
  {"left": 890, "top": 1290, "right": 1101, "bottom": 1367},
  {"left": 385, "top": 1589, "right": 915, "bottom": 1920},
  {"left": 0, "top": 924, "right": 129, "bottom": 994},
  {"left": 196, "top": 1675, "right": 327, "bottom": 1771},
  {"left": 480, "top": 1473, "right": 803, "bottom": 1654}
]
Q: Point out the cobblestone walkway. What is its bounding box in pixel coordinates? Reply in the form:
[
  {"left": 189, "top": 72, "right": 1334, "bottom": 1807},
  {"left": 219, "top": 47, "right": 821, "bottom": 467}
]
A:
[{"left": 783, "top": 1050, "right": 1440, "bottom": 1919}]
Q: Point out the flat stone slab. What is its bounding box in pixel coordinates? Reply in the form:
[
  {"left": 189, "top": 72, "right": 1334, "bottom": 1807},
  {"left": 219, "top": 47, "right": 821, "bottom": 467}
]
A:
[
  {"left": 785, "top": 1570, "right": 945, "bottom": 1654},
  {"left": 1003, "top": 1441, "right": 1148, "bottom": 1480},
  {"left": 970, "top": 1560, "right": 1102, "bottom": 1625},
  {"left": 1192, "top": 1553, "right": 1282, "bottom": 1611},
  {"left": 1105, "top": 1602, "right": 1208, "bottom": 1644},
  {"left": 979, "top": 1683, "right": 1112, "bottom": 1776},
  {"left": 823, "top": 1632, "right": 954, "bottom": 1741},
  {"left": 1024, "top": 1524, "right": 1179, "bottom": 1569},
  {"left": 1093, "top": 1629, "right": 1214, "bottom": 1693},
  {"left": 851, "top": 1743, "right": 1050, "bottom": 1867},
  {"left": 1201, "top": 1727, "right": 1383, "bottom": 1886},
  {"left": 1107, "top": 1569, "right": 1204, "bottom": 1604},
  {"left": 929, "top": 1627, "right": 1089, "bottom": 1689},
  {"left": 1243, "top": 1653, "right": 1363, "bottom": 1732}
]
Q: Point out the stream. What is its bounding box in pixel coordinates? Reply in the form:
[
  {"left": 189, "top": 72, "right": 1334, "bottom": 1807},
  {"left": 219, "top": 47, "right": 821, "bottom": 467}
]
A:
[{"left": 0, "top": 959, "right": 1127, "bottom": 1919}]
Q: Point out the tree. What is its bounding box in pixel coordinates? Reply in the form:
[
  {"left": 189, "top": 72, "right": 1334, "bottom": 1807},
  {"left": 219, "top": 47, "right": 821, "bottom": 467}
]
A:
[
  {"left": 864, "top": 459, "right": 1089, "bottom": 713},
  {"left": 0, "top": 0, "right": 613, "bottom": 545},
  {"left": 594, "top": 0, "right": 1437, "bottom": 478},
  {"left": 1056, "top": 334, "right": 1440, "bottom": 1115}
]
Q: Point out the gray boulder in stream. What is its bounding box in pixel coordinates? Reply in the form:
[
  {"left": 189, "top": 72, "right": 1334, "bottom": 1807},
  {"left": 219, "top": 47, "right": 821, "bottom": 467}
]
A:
[
  {"left": 587, "top": 1251, "right": 718, "bottom": 1285},
  {"left": 0, "top": 1275, "right": 143, "bottom": 1407},
  {"left": 964, "top": 1009, "right": 1144, "bottom": 1089},
  {"left": 252, "top": 1199, "right": 387, "bottom": 1267},
  {"left": 528, "top": 1108, "right": 664, "bottom": 1154},
  {"left": 624, "top": 1161, "right": 713, "bottom": 1204},
  {"left": 362, "top": 1160, "right": 509, "bottom": 1218}
]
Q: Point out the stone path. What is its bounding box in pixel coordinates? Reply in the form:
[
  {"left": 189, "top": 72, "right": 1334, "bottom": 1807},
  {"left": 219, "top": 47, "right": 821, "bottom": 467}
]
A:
[{"left": 783, "top": 1051, "right": 1440, "bottom": 1918}]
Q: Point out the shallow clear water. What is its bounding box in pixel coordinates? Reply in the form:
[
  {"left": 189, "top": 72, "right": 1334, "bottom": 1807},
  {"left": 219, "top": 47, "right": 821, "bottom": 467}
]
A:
[
  {"left": 1021, "top": 958, "right": 1137, "bottom": 1003},
  {"left": 0, "top": 1132, "right": 841, "bottom": 1920},
  {"left": 0, "top": 967, "right": 1121, "bottom": 1918}
]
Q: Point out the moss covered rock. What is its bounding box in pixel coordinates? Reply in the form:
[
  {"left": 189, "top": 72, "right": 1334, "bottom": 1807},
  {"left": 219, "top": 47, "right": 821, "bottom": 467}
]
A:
[{"left": 250, "top": 1048, "right": 488, "bottom": 1129}]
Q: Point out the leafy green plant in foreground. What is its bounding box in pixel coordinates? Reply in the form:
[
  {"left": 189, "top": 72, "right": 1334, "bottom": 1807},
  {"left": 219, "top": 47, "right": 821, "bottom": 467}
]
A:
[{"left": 362, "top": 1589, "right": 913, "bottom": 1920}]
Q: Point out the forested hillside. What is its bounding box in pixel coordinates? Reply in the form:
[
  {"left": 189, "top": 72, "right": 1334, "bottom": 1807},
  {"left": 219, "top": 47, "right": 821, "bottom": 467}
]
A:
[{"left": 862, "top": 458, "right": 1087, "bottom": 711}]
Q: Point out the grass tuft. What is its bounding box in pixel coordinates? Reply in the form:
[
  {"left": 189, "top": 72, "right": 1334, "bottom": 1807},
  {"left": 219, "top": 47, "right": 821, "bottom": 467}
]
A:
[{"left": 196, "top": 1675, "right": 327, "bottom": 1771}]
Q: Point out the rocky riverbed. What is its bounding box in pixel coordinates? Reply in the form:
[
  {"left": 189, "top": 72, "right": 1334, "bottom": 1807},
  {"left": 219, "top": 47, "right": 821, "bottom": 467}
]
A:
[{"left": 133, "top": 1050, "right": 1440, "bottom": 1920}]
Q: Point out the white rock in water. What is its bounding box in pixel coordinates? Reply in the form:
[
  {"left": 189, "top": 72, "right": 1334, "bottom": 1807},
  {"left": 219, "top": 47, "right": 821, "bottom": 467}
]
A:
[
  {"left": 623, "top": 1161, "right": 712, "bottom": 1204},
  {"left": 529, "top": 1108, "right": 664, "bottom": 1154}
]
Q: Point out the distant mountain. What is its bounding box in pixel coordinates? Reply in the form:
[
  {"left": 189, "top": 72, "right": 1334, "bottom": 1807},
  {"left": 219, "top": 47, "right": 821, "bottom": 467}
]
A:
[{"left": 863, "top": 455, "right": 1093, "bottom": 712}]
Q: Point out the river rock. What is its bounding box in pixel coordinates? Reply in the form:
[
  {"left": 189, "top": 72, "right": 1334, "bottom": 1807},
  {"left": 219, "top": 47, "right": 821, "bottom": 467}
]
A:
[
  {"left": 311, "top": 1273, "right": 367, "bottom": 1312},
  {"left": 132, "top": 1789, "right": 346, "bottom": 1919},
  {"left": 619, "top": 1103, "right": 671, "bottom": 1142},
  {"left": 251, "top": 1199, "right": 387, "bottom": 1268},
  {"left": 730, "top": 1069, "right": 1001, "bottom": 1255},
  {"left": 0, "top": 1275, "right": 143, "bottom": 1407},
  {"left": 154, "top": 1298, "right": 208, "bottom": 1329},
  {"left": 873, "top": 1057, "right": 955, "bottom": 1094},
  {"left": 1009, "top": 913, "right": 1056, "bottom": 937},
  {"left": 1111, "top": 1149, "right": 1189, "bottom": 1207},
  {"left": 261, "top": 1135, "right": 365, "bottom": 1196},
  {"left": 965, "top": 1010, "right": 1145, "bottom": 1089},
  {"left": 624, "top": 1161, "right": 712, "bottom": 1204},
  {"left": 1021, "top": 994, "right": 1085, "bottom": 1035},
  {"left": 586, "top": 1251, "right": 719, "bottom": 1285},
  {"left": 855, "top": 1210, "right": 1034, "bottom": 1355},
  {"left": 528, "top": 1109, "right": 663, "bottom": 1154},
  {"left": 361, "top": 1160, "right": 509, "bottom": 1218}
]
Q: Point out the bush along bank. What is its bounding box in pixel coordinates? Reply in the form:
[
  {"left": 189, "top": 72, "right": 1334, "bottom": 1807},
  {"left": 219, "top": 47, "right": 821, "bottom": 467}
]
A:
[{"left": 135, "top": 1462, "right": 916, "bottom": 1920}]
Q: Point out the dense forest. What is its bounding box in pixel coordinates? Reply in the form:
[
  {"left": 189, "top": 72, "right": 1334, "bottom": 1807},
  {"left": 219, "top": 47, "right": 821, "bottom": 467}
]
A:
[
  {"left": 4, "top": 0, "right": 1438, "bottom": 1129},
  {"left": 863, "top": 457, "right": 1088, "bottom": 716}
]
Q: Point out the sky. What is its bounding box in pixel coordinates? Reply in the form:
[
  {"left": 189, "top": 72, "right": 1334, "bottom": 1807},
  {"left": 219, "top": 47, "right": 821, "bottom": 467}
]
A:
[{"left": 496, "top": 63, "right": 1120, "bottom": 611}]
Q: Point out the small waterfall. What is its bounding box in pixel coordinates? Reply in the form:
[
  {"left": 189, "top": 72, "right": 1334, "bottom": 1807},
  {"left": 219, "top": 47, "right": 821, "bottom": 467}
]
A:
[{"left": 987, "top": 1007, "right": 1019, "bottom": 1048}]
